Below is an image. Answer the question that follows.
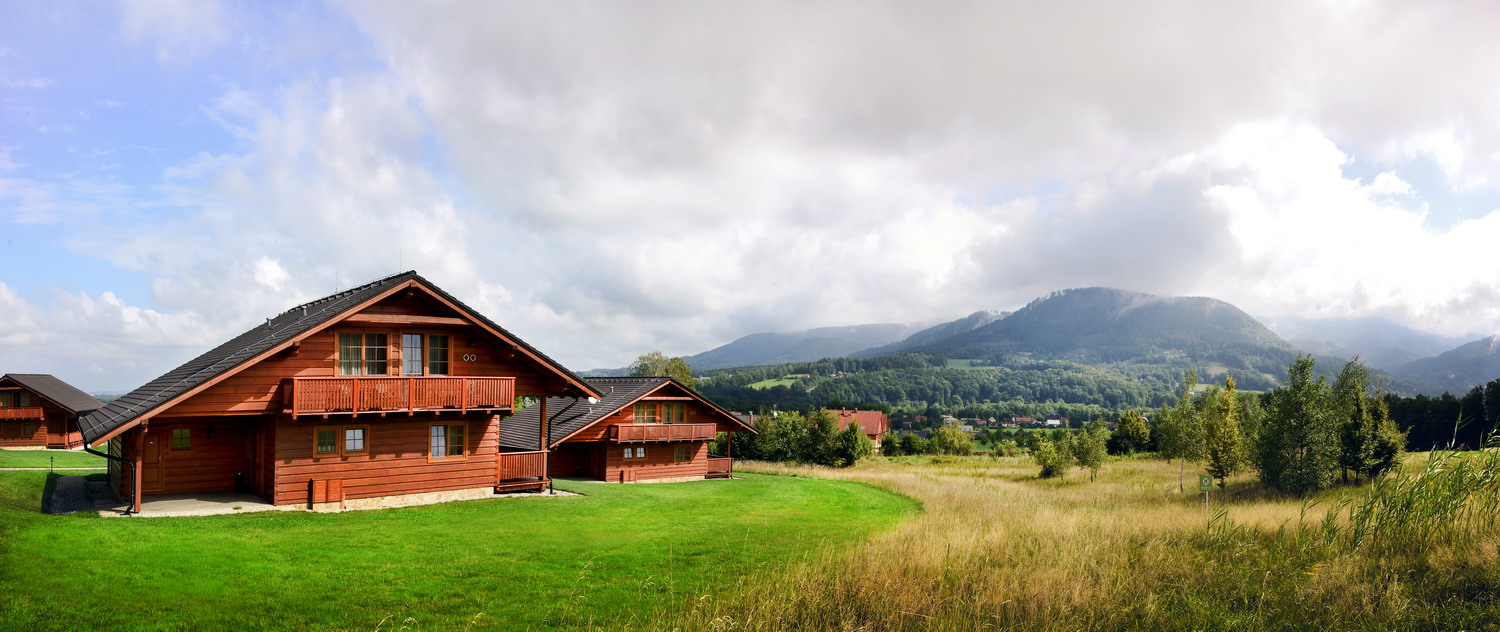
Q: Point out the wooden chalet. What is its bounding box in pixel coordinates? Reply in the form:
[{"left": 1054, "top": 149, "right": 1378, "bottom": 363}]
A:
[
  {"left": 79, "top": 271, "right": 601, "bottom": 513},
  {"left": 0, "top": 374, "right": 101, "bottom": 448},
  {"left": 499, "top": 377, "right": 756, "bottom": 483}
]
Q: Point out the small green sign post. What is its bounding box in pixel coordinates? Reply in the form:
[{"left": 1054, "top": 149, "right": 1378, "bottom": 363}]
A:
[{"left": 1199, "top": 474, "right": 1213, "bottom": 507}]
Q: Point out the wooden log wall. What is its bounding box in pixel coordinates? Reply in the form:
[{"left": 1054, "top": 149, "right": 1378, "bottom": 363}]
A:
[
  {"left": 603, "top": 441, "right": 708, "bottom": 482},
  {"left": 0, "top": 401, "right": 67, "bottom": 447},
  {"left": 271, "top": 413, "right": 501, "bottom": 505}
]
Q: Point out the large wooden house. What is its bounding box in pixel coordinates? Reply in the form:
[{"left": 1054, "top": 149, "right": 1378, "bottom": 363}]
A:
[
  {"left": 80, "top": 271, "right": 601, "bottom": 513},
  {"left": 0, "top": 374, "right": 100, "bottom": 448},
  {"left": 500, "top": 377, "right": 755, "bottom": 483}
]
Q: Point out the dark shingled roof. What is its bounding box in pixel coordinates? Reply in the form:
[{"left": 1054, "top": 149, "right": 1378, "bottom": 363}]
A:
[
  {"left": 2, "top": 374, "right": 103, "bottom": 414},
  {"left": 80, "top": 271, "right": 596, "bottom": 445},
  {"left": 499, "top": 376, "right": 753, "bottom": 450},
  {"left": 499, "top": 377, "right": 669, "bottom": 450}
]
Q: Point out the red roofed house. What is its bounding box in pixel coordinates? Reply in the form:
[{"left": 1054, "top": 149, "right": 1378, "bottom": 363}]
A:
[{"left": 829, "top": 409, "right": 889, "bottom": 448}]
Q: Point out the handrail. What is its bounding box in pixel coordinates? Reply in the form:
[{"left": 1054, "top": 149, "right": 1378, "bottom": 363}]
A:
[
  {"left": 286, "top": 376, "right": 515, "bottom": 416},
  {"left": 608, "top": 423, "right": 718, "bottom": 443},
  {"left": 0, "top": 407, "right": 43, "bottom": 420}
]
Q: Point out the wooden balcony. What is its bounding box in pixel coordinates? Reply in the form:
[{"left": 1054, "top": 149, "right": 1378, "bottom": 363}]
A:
[
  {"left": 283, "top": 376, "right": 515, "bottom": 418},
  {"left": 706, "top": 457, "right": 732, "bottom": 479},
  {"left": 609, "top": 423, "right": 717, "bottom": 443},
  {"left": 496, "top": 450, "right": 548, "bottom": 493},
  {"left": 0, "top": 407, "right": 43, "bottom": 420}
]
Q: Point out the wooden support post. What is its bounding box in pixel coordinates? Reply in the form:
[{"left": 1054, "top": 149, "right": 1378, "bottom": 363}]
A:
[
  {"left": 727, "top": 432, "right": 732, "bottom": 477},
  {"left": 539, "top": 397, "right": 549, "bottom": 492},
  {"left": 132, "top": 427, "right": 144, "bottom": 514}
]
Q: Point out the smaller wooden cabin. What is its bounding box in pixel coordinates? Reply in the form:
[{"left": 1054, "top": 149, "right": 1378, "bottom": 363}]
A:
[
  {"left": 500, "top": 377, "right": 755, "bottom": 483},
  {"left": 0, "top": 374, "right": 100, "bottom": 449}
]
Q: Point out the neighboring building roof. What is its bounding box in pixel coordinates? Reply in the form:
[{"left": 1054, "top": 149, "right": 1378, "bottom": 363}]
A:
[
  {"left": 1, "top": 374, "right": 103, "bottom": 414},
  {"left": 80, "top": 271, "right": 599, "bottom": 445},
  {"left": 498, "top": 376, "right": 755, "bottom": 451},
  {"left": 829, "top": 409, "right": 889, "bottom": 437}
]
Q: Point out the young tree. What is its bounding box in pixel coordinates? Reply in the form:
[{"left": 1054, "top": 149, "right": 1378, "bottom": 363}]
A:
[
  {"left": 801, "top": 410, "right": 841, "bottom": 466},
  {"left": 628, "top": 351, "right": 697, "bottom": 389},
  {"left": 929, "top": 425, "right": 974, "bottom": 455},
  {"left": 1155, "top": 370, "right": 1205, "bottom": 492},
  {"left": 1203, "top": 376, "right": 1244, "bottom": 489},
  {"left": 1367, "top": 390, "right": 1406, "bottom": 478},
  {"left": 900, "top": 431, "right": 928, "bottom": 456},
  {"left": 1032, "top": 437, "right": 1073, "bottom": 478},
  {"left": 1111, "top": 408, "right": 1150, "bottom": 455},
  {"left": 1257, "top": 355, "right": 1339, "bottom": 495},
  {"left": 881, "top": 433, "right": 906, "bottom": 457},
  {"left": 1333, "top": 359, "right": 1377, "bottom": 483},
  {"left": 1072, "top": 420, "right": 1110, "bottom": 481},
  {"left": 832, "top": 422, "right": 873, "bottom": 467}
]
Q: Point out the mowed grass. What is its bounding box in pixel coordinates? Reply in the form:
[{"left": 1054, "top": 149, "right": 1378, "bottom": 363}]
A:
[
  {"left": 0, "top": 472, "right": 917, "bottom": 631},
  {"left": 0, "top": 448, "right": 105, "bottom": 469},
  {"left": 664, "top": 454, "right": 1500, "bottom": 631}
]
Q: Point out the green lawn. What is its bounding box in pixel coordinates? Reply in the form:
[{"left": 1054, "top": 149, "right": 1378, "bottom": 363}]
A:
[
  {"left": 0, "top": 448, "right": 106, "bottom": 469},
  {"left": 0, "top": 471, "right": 916, "bottom": 631},
  {"left": 943, "top": 358, "right": 987, "bottom": 370}
]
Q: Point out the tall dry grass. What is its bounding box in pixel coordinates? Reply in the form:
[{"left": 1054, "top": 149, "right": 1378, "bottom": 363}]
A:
[{"left": 656, "top": 453, "right": 1500, "bottom": 631}]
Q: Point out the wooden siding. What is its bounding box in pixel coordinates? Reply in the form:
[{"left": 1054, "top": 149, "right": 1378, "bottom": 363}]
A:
[
  {"left": 271, "top": 413, "right": 501, "bottom": 506},
  {"left": 161, "top": 292, "right": 575, "bottom": 420},
  {"left": 112, "top": 420, "right": 257, "bottom": 496},
  {"left": 0, "top": 400, "right": 71, "bottom": 448},
  {"left": 548, "top": 443, "right": 596, "bottom": 478},
  {"left": 565, "top": 400, "right": 744, "bottom": 443},
  {"left": 603, "top": 441, "right": 708, "bottom": 482}
]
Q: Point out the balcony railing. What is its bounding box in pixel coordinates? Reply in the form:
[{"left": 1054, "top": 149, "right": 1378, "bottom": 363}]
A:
[
  {"left": 284, "top": 376, "right": 515, "bottom": 417},
  {"left": 496, "top": 450, "right": 548, "bottom": 492},
  {"left": 0, "top": 407, "right": 43, "bottom": 420},
  {"left": 706, "top": 456, "right": 732, "bottom": 478},
  {"left": 609, "top": 423, "right": 717, "bottom": 443}
]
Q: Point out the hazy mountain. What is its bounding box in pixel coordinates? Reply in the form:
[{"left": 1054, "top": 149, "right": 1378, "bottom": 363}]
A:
[
  {"left": 1264, "top": 316, "right": 1469, "bottom": 372},
  {"left": 681, "top": 323, "right": 925, "bottom": 371},
  {"left": 1395, "top": 336, "right": 1500, "bottom": 394},
  {"left": 853, "top": 310, "right": 1009, "bottom": 357},
  {"left": 933, "top": 287, "right": 1297, "bottom": 367}
]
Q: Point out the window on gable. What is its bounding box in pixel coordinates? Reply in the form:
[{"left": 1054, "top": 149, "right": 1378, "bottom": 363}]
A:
[
  {"left": 430, "top": 423, "right": 465, "bottom": 459},
  {"left": 663, "top": 403, "right": 685, "bottom": 424},
  {"left": 400, "top": 333, "right": 450, "bottom": 376},
  {"left": 338, "top": 333, "right": 389, "bottom": 376},
  {"left": 171, "top": 428, "right": 191, "bottom": 451},
  {"left": 634, "top": 403, "right": 659, "bottom": 424}
]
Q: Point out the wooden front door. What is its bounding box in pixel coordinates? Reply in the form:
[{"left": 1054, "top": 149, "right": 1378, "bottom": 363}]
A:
[{"left": 142, "top": 429, "right": 166, "bottom": 493}]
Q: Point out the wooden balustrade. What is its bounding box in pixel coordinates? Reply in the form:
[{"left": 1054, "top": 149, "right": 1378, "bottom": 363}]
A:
[
  {"left": 706, "top": 457, "right": 732, "bottom": 478},
  {"left": 0, "top": 407, "right": 43, "bottom": 420},
  {"left": 496, "top": 450, "right": 548, "bottom": 493},
  {"left": 609, "top": 423, "right": 718, "bottom": 443},
  {"left": 284, "top": 376, "right": 515, "bottom": 417}
]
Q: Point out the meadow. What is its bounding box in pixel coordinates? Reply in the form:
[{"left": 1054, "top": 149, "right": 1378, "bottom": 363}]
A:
[
  {"left": 663, "top": 452, "right": 1500, "bottom": 631},
  {"left": 0, "top": 471, "right": 914, "bottom": 631}
]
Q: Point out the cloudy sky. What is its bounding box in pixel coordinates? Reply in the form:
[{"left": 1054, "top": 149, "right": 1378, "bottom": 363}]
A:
[{"left": 4, "top": 1, "right": 1500, "bottom": 392}]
